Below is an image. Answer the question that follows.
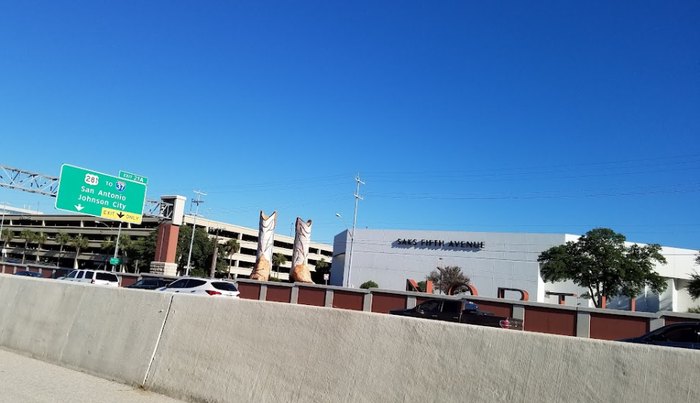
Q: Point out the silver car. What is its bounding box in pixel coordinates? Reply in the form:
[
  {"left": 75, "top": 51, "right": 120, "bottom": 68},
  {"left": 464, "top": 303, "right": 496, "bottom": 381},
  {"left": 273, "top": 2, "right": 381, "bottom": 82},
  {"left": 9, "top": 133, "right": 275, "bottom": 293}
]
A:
[
  {"left": 62, "top": 269, "right": 120, "bottom": 287},
  {"left": 157, "top": 277, "right": 240, "bottom": 297}
]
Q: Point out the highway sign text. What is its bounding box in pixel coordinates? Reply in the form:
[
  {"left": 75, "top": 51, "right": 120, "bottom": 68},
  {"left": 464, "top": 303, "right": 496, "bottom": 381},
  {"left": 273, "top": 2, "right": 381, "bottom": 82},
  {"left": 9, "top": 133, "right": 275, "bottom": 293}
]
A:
[{"left": 55, "top": 164, "right": 147, "bottom": 224}]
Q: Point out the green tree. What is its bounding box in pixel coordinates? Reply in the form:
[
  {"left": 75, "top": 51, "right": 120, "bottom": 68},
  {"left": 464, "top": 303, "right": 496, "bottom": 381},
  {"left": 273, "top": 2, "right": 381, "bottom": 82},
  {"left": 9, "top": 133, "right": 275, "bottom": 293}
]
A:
[
  {"left": 20, "top": 229, "right": 36, "bottom": 264},
  {"left": 1, "top": 228, "right": 14, "bottom": 257},
  {"left": 34, "top": 232, "right": 47, "bottom": 262},
  {"left": 538, "top": 228, "right": 667, "bottom": 308},
  {"left": 689, "top": 273, "right": 700, "bottom": 301},
  {"left": 115, "top": 235, "right": 133, "bottom": 271},
  {"left": 427, "top": 266, "right": 470, "bottom": 295},
  {"left": 315, "top": 258, "right": 330, "bottom": 273},
  {"left": 360, "top": 280, "right": 379, "bottom": 289},
  {"left": 272, "top": 253, "right": 287, "bottom": 280},
  {"left": 312, "top": 258, "right": 330, "bottom": 284},
  {"left": 1, "top": 228, "right": 13, "bottom": 245},
  {"left": 101, "top": 236, "right": 115, "bottom": 256},
  {"left": 56, "top": 232, "right": 72, "bottom": 266},
  {"left": 220, "top": 238, "right": 240, "bottom": 278},
  {"left": 70, "top": 235, "right": 89, "bottom": 269},
  {"left": 176, "top": 225, "right": 214, "bottom": 276},
  {"left": 128, "top": 231, "right": 157, "bottom": 272},
  {"left": 689, "top": 251, "right": 700, "bottom": 302}
]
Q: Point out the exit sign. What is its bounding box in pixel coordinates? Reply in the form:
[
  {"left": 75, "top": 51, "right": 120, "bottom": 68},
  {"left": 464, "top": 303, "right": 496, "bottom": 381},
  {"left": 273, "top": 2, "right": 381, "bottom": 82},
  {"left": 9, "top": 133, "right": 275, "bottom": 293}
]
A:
[{"left": 55, "top": 164, "right": 147, "bottom": 224}]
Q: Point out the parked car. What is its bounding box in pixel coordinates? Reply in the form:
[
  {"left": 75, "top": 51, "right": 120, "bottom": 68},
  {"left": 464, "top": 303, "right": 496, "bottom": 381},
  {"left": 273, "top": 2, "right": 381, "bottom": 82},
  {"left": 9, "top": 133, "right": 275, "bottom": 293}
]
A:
[
  {"left": 61, "top": 269, "right": 120, "bottom": 287},
  {"left": 619, "top": 322, "right": 700, "bottom": 350},
  {"left": 126, "top": 277, "right": 173, "bottom": 290},
  {"left": 157, "top": 277, "right": 240, "bottom": 297},
  {"left": 14, "top": 271, "right": 43, "bottom": 278},
  {"left": 389, "top": 298, "right": 523, "bottom": 330}
]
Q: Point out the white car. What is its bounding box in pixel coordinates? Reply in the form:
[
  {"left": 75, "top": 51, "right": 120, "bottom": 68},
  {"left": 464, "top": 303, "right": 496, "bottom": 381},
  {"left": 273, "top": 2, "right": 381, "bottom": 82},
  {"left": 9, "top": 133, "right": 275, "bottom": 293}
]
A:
[
  {"left": 62, "top": 269, "right": 120, "bottom": 287},
  {"left": 157, "top": 277, "right": 240, "bottom": 297}
]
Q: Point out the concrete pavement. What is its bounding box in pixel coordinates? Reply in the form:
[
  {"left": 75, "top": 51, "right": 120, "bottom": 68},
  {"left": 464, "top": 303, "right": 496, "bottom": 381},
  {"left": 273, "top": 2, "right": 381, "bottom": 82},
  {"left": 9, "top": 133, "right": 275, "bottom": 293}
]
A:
[{"left": 0, "top": 348, "right": 182, "bottom": 403}]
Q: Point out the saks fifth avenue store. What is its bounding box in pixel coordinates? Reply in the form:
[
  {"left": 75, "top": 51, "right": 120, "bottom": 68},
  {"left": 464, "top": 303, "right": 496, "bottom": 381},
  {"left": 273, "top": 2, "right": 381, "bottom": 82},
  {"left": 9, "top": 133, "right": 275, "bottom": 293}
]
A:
[{"left": 330, "top": 229, "right": 699, "bottom": 313}]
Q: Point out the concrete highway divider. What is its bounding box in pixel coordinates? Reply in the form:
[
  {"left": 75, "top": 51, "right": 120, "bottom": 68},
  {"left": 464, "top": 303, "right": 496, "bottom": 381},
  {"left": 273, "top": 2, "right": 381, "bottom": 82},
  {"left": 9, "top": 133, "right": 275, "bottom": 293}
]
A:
[
  {"left": 1, "top": 274, "right": 699, "bottom": 402},
  {"left": 0, "top": 274, "right": 171, "bottom": 386}
]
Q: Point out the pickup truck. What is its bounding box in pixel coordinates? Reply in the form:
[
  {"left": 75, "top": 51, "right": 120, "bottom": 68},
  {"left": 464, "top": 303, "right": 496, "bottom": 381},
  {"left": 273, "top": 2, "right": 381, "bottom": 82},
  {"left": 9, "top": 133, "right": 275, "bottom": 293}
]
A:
[{"left": 389, "top": 298, "right": 523, "bottom": 330}]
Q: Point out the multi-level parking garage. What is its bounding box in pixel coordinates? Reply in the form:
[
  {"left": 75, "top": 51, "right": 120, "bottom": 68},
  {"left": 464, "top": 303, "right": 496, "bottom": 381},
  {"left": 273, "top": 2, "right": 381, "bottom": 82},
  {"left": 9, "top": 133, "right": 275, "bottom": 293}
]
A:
[{"left": 0, "top": 209, "right": 333, "bottom": 281}]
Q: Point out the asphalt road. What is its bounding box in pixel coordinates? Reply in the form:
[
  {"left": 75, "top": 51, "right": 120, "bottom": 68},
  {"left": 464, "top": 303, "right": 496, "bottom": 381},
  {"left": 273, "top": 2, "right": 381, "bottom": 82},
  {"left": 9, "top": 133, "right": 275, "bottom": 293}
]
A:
[{"left": 0, "top": 348, "right": 182, "bottom": 403}]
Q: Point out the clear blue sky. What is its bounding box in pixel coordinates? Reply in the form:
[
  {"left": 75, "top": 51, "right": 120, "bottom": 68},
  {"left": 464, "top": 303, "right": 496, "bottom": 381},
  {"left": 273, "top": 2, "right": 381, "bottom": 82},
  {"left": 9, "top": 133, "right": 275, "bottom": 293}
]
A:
[{"left": 1, "top": 1, "right": 699, "bottom": 249}]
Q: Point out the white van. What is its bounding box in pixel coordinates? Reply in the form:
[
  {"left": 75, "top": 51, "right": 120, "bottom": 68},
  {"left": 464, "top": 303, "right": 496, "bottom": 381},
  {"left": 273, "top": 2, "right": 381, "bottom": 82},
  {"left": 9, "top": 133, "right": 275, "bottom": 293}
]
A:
[{"left": 63, "top": 269, "right": 120, "bottom": 287}]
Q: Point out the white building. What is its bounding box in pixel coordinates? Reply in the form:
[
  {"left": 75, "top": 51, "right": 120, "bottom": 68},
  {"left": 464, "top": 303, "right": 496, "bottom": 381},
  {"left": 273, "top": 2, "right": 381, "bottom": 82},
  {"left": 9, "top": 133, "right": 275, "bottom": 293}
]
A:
[{"left": 331, "top": 229, "right": 699, "bottom": 313}]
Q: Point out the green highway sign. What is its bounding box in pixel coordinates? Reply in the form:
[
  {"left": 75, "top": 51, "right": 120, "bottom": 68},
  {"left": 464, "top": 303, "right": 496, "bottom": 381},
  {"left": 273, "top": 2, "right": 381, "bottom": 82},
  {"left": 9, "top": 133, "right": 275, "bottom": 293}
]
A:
[
  {"left": 55, "top": 164, "right": 147, "bottom": 224},
  {"left": 109, "top": 257, "right": 121, "bottom": 265},
  {"left": 119, "top": 170, "right": 148, "bottom": 184}
]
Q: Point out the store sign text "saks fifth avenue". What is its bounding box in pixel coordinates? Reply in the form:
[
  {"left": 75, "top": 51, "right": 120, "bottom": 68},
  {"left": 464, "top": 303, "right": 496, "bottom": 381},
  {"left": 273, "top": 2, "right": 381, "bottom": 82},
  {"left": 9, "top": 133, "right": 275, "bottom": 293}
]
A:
[{"left": 394, "top": 239, "right": 485, "bottom": 249}]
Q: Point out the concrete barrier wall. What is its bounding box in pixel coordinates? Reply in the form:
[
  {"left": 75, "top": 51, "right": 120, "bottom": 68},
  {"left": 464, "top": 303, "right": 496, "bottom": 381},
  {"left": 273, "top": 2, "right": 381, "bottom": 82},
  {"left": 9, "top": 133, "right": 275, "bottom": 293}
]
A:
[
  {"left": 0, "top": 274, "right": 171, "bottom": 386},
  {"left": 145, "top": 296, "right": 700, "bottom": 403},
  {"left": 2, "top": 274, "right": 699, "bottom": 402}
]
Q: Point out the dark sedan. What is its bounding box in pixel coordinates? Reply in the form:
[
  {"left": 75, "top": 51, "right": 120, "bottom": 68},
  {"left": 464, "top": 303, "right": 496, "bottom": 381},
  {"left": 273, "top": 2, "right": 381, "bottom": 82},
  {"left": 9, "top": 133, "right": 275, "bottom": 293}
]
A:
[
  {"left": 14, "top": 271, "right": 43, "bottom": 278},
  {"left": 126, "top": 277, "right": 173, "bottom": 290},
  {"left": 390, "top": 298, "right": 523, "bottom": 330},
  {"left": 619, "top": 322, "right": 700, "bottom": 350}
]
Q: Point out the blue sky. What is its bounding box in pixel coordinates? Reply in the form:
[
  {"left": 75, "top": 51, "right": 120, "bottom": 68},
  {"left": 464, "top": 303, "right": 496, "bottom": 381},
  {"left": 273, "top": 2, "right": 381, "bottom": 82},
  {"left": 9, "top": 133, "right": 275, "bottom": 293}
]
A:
[{"left": 1, "top": 1, "right": 699, "bottom": 250}]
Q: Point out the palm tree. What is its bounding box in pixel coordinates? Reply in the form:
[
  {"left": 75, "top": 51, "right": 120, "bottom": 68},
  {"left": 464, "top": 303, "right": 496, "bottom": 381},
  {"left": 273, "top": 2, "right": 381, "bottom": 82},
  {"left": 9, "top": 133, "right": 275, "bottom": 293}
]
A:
[
  {"left": 272, "top": 253, "right": 287, "bottom": 280},
  {"left": 117, "top": 235, "right": 132, "bottom": 272},
  {"left": 315, "top": 258, "right": 330, "bottom": 284},
  {"left": 70, "top": 235, "right": 89, "bottom": 269},
  {"left": 427, "top": 266, "right": 470, "bottom": 295},
  {"left": 100, "top": 236, "right": 115, "bottom": 269},
  {"left": 315, "top": 258, "right": 329, "bottom": 273},
  {"left": 56, "top": 232, "right": 72, "bottom": 266},
  {"left": 20, "top": 229, "right": 36, "bottom": 264},
  {"left": 1, "top": 228, "right": 14, "bottom": 257},
  {"left": 689, "top": 272, "right": 700, "bottom": 301},
  {"left": 222, "top": 238, "right": 240, "bottom": 278},
  {"left": 34, "top": 232, "right": 47, "bottom": 262}
]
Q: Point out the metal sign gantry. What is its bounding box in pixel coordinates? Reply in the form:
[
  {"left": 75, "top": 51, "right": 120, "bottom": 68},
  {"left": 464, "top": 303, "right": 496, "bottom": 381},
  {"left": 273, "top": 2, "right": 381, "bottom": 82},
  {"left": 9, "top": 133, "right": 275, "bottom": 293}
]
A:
[{"left": 0, "top": 164, "right": 173, "bottom": 220}]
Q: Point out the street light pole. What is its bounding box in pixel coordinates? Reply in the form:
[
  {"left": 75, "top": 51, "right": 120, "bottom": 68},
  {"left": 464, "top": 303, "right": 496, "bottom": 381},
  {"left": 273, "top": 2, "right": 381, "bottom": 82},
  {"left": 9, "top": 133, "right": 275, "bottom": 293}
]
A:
[
  {"left": 185, "top": 190, "right": 206, "bottom": 277},
  {"left": 335, "top": 175, "right": 365, "bottom": 288}
]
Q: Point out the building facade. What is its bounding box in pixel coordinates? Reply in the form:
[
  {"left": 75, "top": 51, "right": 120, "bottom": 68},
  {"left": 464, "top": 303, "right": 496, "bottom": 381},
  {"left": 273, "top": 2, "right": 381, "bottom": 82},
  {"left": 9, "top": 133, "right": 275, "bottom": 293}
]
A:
[
  {"left": 331, "top": 229, "right": 699, "bottom": 313},
  {"left": 0, "top": 213, "right": 333, "bottom": 281}
]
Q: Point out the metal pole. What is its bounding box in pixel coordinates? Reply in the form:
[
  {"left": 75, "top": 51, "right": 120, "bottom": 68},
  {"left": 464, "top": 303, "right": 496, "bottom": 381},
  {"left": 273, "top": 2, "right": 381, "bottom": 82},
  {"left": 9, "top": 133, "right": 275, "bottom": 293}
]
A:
[
  {"left": 112, "top": 222, "right": 122, "bottom": 272},
  {"left": 347, "top": 174, "right": 364, "bottom": 288},
  {"left": 185, "top": 191, "right": 206, "bottom": 276},
  {"left": 0, "top": 203, "right": 5, "bottom": 261}
]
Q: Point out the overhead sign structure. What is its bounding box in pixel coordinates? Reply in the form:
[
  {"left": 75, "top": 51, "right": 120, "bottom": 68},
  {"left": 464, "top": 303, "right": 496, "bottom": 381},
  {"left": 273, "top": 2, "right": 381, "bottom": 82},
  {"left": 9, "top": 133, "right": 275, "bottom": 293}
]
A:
[{"left": 55, "top": 164, "right": 147, "bottom": 224}]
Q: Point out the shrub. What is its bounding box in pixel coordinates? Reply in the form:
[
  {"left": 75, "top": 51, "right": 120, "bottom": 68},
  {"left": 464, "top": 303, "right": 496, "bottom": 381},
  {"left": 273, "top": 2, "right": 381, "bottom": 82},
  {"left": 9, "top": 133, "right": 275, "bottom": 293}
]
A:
[{"left": 360, "top": 280, "right": 379, "bottom": 289}]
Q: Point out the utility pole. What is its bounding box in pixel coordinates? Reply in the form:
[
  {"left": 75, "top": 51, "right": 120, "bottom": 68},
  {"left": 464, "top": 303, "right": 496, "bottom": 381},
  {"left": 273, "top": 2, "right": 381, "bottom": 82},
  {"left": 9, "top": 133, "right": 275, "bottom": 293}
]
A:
[
  {"left": 347, "top": 174, "right": 364, "bottom": 288},
  {"left": 185, "top": 190, "right": 206, "bottom": 277}
]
